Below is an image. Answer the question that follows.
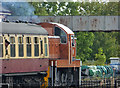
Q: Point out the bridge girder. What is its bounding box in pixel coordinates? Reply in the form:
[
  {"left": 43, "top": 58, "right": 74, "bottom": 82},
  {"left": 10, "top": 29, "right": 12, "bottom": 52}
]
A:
[{"left": 7, "top": 16, "right": 120, "bottom": 32}]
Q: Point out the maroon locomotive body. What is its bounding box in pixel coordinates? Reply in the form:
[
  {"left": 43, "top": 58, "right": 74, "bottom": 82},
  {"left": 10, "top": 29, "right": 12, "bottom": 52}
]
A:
[{"left": 39, "top": 22, "right": 80, "bottom": 67}]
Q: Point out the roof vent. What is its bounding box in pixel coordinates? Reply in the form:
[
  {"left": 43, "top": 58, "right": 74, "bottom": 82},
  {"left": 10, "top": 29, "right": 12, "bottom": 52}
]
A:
[
  {"left": 15, "top": 20, "right": 19, "bottom": 23},
  {"left": 3, "top": 19, "right": 9, "bottom": 23},
  {"left": 18, "top": 20, "right": 23, "bottom": 23},
  {"left": 24, "top": 21, "right": 28, "bottom": 23}
]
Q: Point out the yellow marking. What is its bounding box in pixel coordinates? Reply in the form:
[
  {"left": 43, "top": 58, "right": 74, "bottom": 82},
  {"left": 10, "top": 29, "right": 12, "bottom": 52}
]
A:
[
  {"left": 41, "top": 66, "right": 50, "bottom": 87},
  {"left": 15, "top": 35, "right": 18, "bottom": 58}
]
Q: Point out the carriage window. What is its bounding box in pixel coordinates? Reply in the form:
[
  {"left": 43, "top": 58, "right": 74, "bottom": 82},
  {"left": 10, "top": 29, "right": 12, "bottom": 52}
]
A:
[
  {"left": 0, "top": 36, "right": 3, "bottom": 57},
  {"left": 0, "top": 36, "right": 3, "bottom": 43},
  {"left": 10, "top": 37, "right": 15, "bottom": 57},
  {"left": 26, "top": 37, "right": 31, "bottom": 57},
  {"left": 55, "top": 27, "right": 67, "bottom": 43},
  {"left": 34, "top": 37, "right": 39, "bottom": 56},
  {"left": 40, "top": 39, "right": 43, "bottom": 55},
  {"left": 44, "top": 37, "right": 47, "bottom": 56},
  {"left": 10, "top": 37, "right": 15, "bottom": 43},
  {"left": 18, "top": 37, "right": 24, "bottom": 57}
]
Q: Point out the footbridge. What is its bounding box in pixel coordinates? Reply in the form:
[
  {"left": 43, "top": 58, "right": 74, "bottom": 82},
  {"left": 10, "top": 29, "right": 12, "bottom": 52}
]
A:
[{"left": 7, "top": 16, "right": 120, "bottom": 31}]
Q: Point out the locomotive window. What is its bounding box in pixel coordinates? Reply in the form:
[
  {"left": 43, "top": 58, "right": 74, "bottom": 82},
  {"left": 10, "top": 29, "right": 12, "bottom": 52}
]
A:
[
  {"left": 34, "top": 37, "right": 39, "bottom": 56},
  {"left": 10, "top": 36, "right": 15, "bottom": 57},
  {"left": 55, "top": 27, "right": 61, "bottom": 36},
  {"left": 61, "top": 30, "right": 67, "bottom": 43},
  {"left": 26, "top": 37, "right": 31, "bottom": 57},
  {"left": 0, "top": 36, "right": 3, "bottom": 57},
  {"left": 71, "top": 35, "right": 75, "bottom": 46},
  {"left": 18, "top": 37, "right": 24, "bottom": 57},
  {"left": 55, "top": 27, "right": 67, "bottom": 43},
  {"left": 44, "top": 37, "right": 47, "bottom": 56},
  {"left": 40, "top": 39, "right": 43, "bottom": 55}
]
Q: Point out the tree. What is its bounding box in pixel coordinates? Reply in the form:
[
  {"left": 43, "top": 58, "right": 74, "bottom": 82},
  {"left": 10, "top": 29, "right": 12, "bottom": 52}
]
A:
[
  {"left": 30, "top": 2, "right": 119, "bottom": 16},
  {"left": 76, "top": 32, "right": 94, "bottom": 62},
  {"left": 91, "top": 32, "right": 119, "bottom": 63},
  {"left": 29, "top": 2, "right": 48, "bottom": 16},
  {"left": 94, "top": 48, "right": 106, "bottom": 65}
]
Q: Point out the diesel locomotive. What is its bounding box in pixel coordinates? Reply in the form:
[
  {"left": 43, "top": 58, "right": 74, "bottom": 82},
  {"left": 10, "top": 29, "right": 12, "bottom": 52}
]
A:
[{"left": 0, "top": 21, "right": 81, "bottom": 87}]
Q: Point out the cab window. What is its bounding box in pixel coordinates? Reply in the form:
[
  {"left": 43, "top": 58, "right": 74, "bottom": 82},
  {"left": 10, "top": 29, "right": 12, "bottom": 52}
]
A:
[
  {"left": 10, "top": 36, "right": 15, "bottom": 57},
  {"left": 26, "top": 37, "right": 31, "bottom": 57},
  {"left": 54, "top": 27, "right": 67, "bottom": 43},
  {"left": 18, "top": 37, "right": 24, "bottom": 57},
  {"left": 0, "top": 36, "right": 3, "bottom": 57},
  {"left": 71, "top": 35, "right": 75, "bottom": 46}
]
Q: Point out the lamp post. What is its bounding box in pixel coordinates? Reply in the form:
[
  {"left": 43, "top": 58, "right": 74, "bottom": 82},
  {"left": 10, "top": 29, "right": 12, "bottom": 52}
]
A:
[
  {"left": 103, "top": 72, "right": 105, "bottom": 87},
  {"left": 110, "top": 76, "right": 113, "bottom": 88},
  {"left": 112, "top": 67, "right": 116, "bottom": 87},
  {"left": 111, "top": 67, "right": 116, "bottom": 88}
]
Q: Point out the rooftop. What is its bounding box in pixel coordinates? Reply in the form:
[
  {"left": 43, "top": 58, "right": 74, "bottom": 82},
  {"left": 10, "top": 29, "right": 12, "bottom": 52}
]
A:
[
  {"left": 110, "top": 57, "right": 120, "bottom": 60},
  {"left": 0, "top": 22, "right": 48, "bottom": 35}
]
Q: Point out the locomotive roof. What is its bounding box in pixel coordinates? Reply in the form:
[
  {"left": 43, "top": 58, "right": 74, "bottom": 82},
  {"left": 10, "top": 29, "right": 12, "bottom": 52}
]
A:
[
  {"left": 0, "top": 22, "right": 48, "bottom": 35},
  {"left": 50, "top": 22, "right": 74, "bottom": 34}
]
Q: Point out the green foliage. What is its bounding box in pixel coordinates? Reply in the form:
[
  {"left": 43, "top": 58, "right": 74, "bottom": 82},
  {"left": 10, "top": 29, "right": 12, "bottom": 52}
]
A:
[
  {"left": 94, "top": 48, "right": 106, "bottom": 65},
  {"left": 77, "top": 32, "right": 119, "bottom": 64},
  {"left": 30, "top": 2, "right": 119, "bottom": 16},
  {"left": 29, "top": 2, "right": 48, "bottom": 16},
  {"left": 91, "top": 32, "right": 119, "bottom": 63},
  {"left": 76, "top": 32, "right": 94, "bottom": 61},
  {"left": 83, "top": 60, "right": 95, "bottom": 65}
]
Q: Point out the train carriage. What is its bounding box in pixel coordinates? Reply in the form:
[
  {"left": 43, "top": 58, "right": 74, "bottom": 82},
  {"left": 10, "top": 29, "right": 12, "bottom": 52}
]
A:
[{"left": 0, "top": 22, "right": 49, "bottom": 87}]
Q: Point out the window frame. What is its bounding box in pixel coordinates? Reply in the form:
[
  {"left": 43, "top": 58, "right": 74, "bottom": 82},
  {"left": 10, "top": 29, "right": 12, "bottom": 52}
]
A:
[
  {"left": 9, "top": 35, "right": 16, "bottom": 58},
  {"left": 44, "top": 37, "right": 48, "bottom": 57},
  {"left": 40, "top": 37, "right": 44, "bottom": 56},
  {"left": 34, "top": 36, "right": 40, "bottom": 57},
  {"left": 26, "top": 36, "right": 32, "bottom": 57},
  {"left": 0, "top": 35, "right": 3, "bottom": 58},
  {"left": 18, "top": 35, "right": 24, "bottom": 57},
  {"left": 71, "top": 35, "right": 75, "bottom": 47},
  {"left": 54, "top": 26, "right": 67, "bottom": 44}
]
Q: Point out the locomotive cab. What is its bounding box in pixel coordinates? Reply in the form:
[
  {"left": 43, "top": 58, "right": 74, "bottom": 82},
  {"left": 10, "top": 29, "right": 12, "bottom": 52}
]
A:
[
  {"left": 38, "top": 22, "right": 81, "bottom": 86},
  {"left": 39, "top": 22, "right": 77, "bottom": 63}
]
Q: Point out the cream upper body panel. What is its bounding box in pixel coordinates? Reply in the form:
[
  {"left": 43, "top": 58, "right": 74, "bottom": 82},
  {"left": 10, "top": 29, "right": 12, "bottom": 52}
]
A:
[{"left": 0, "top": 22, "right": 49, "bottom": 59}]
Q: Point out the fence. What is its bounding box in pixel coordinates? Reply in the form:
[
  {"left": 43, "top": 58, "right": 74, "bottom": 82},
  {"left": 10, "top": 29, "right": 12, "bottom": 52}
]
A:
[
  {"left": 1, "top": 79, "right": 120, "bottom": 88},
  {"left": 80, "top": 79, "right": 120, "bottom": 88}
]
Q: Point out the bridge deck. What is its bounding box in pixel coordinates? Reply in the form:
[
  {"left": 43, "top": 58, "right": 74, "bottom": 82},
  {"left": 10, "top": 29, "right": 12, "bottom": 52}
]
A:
[{"left": 6, "top": 16, "right": 120, "bottom": 31}]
